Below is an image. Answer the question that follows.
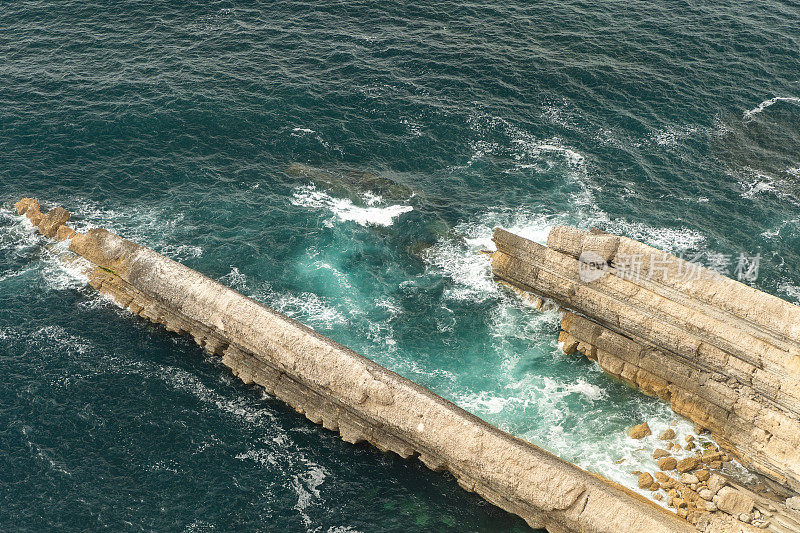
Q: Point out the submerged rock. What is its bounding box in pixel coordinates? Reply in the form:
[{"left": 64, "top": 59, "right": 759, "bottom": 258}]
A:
[
  {"left": 406, "top": 241, "right": 435, "bottom": 261},
  {"left": 286, "top": 162, "right": 414, "bottom": 204}
]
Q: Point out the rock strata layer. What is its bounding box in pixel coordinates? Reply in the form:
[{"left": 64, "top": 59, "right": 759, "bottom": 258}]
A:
[
  {"left": 14, "top": 199, "right": 693, "bottom": 533},
  {"left": 491, "top": 226, "right": 800, "bottom": 497}
]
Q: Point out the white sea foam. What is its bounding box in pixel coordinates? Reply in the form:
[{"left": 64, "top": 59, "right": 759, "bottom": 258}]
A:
[
  {"left": 456, "top": 391, "right": 516, "bottom": 415},
  {"left": 456, "top": 377, "right": 605, "bottom": 417},
  {"left": 34, "top": 325, "right": 92, "bottom": 355},
  {"left": 778, "top": 281, "right": 800, "bottom": 304},
  {"left": 65, "top": 199, "right": 204, "bottom": 259},
  {"left": 760, "top": 217, "right": 799, "bottom": 240},
  {"left": 0, "top": 208, "right": 42, "bottom": 253},
  {"left": 512, "top": 140, "right": 586, "bottom": 170},
  {"left": 0, "top": 209, "right": 91, "bottom": 292},
  {"left": 292, "top": 127, "right": 315, "bottom": 134},
  {"left": 740, "top": 172, "right": 776, "bottom": 199},
  {"left": 605, "top": 219, "right": 706, "bottom": 254},
  {"left": 235, "top": 448, "right": 278, "bottom": 467},
  {"left": 291, "top": 185, "right": 413, "bottom": 227},
  {"left": 743, "top": 96, "right": 800, "bottom": 120},
  {"left": 292, "top": 463, "right": 328, "bottom": 527},
  {"left": 161, "top": 365, "right": 277, "bottom": 427},
  {"left": 219, "top": 267, "right": 249, "bottom": 290},
  {"left": 0, "top": 267, "right": 31, "bottom": 285},
  {"left": 652, "top": 125, "right": 697, "bottom": 147},
  {"left": 41, "top": 254, "right": 91, "bottom": 291},
  {"left": 400, "top": 117, "right": 423, "bottom": 136},
  {"left": 269, "top": 291, "right": 348, "bottom": 328},
  {"left": 424, "top": 209, "right": 567, "bottom": 302},
  {"left": 159, "top": 243, "right": 202, "bottom": 260},
  {"left": 424, "top": 239, "right": 498, "bottom": 302}
]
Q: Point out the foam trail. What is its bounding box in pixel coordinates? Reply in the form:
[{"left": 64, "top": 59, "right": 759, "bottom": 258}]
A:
[
  {"left": 291, "top": 185, "right": 413, "bottom": 227},
  {"left": 743, "top": 96, "right": 800, "bottom": 120}
]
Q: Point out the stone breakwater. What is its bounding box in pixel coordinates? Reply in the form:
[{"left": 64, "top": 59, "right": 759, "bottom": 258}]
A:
[
  {"left": 491, "top": 226, "right": 800, "bottom": 530},
  {"left": 13, "top": 199, "right": 693, "bottom": 533}
]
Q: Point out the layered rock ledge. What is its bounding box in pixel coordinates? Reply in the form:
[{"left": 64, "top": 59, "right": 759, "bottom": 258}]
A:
[
  {"left": 14, "top": 199, "right": 694, "bottom": 533},
  {"left": 491, "top": 226, "right": 800, "bottom": 526}
]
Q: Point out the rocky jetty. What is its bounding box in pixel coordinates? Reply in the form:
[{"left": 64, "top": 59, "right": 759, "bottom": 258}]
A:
[
  {"left": 491, "top": 225, "right": 800, "bottom": 531},
  {"left": 15, "top": 199, "right": 695, "bottom": 533}
]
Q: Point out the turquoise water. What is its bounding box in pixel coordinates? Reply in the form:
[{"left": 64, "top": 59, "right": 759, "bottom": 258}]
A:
[{"left": 2, "top": 1, "right": 800, "bottom": 531}]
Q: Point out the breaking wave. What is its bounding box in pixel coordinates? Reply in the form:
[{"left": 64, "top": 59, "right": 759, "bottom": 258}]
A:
[
  {"left": 743, "top": 96, "right": 800, "bottom": 120},
  {"left": 291, "top": 185, "right": 413, "bottom": 227}
]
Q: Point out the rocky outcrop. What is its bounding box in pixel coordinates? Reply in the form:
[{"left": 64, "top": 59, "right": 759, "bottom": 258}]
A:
[
  {"left": 15, "top": 199, "right": 694, "bottom": 533},
  {"left": 491, "top": 226, "right": 800, "bottom": 528},
  {"left": 491, "top": 226, "right": 800, "bottom": 493}
]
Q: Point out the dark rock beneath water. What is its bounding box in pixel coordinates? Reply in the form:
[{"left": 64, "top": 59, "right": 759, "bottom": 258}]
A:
[
  {"left": 287, "top": 163, "right": 414, "bottom": 204},
  {"left": 406, "top": 241, "right": 434, "bottom": 261}
]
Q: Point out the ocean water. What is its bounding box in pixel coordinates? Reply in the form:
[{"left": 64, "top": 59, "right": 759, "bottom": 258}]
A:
[{"left": 1, "top": 1, "right": 799, "bottom": 531}]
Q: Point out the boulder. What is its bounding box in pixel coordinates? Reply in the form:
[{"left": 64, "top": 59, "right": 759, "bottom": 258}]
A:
[
  {"left": 659, "top": 429, "right": 676, "bottom": 440},
  {"left": 653, "top": 449, "right": 671, "bottom": 460},
  {"left": 681, "top": 473, "right": 699, "bottom": 484},
  {"left": 37, "top": 207, "right": 71, "bottom": 238},
  {"left": 14, "top": 197, "right": 38, "bottom": 215},
  {"left": 695, "top": 469, "right": 710, "bottom": 482},
  {"left": 676, "top": 457, "right": 699, "bottom": 473},
  {"left": 628, "top": 422, "right": 651, "bottom": 439},
  {"left": 716, "top": 486, "right": 754, "bottom": 515},
  {"left": 786, "top": 496, "right": 800, "bottom": 511},
  {"left": 658, "top": 457, "right": 677, "bottom": 471},
  {"left": 55, "top": 225, "right": 76, "bottom": 241},
  {"left": 638, "top": 472, "right": 654, "bottom": 489},
  {"left": 25, "top": 202, "right": 44, "bottom": 225},
  {"left": 708, "top": 474, "right": 726, "bottom": 494},
  {"left": 699, "top": 489, "right": 714, "bottom": 501}
]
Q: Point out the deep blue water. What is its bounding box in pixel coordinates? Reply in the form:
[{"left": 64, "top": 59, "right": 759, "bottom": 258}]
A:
[{"left": 1, "top": 1, "right": 799, "bottom": 531}]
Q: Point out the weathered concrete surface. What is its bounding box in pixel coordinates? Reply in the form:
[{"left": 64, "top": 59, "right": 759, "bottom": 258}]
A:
[
  {"left": 491, "top": 226, "right": 800, "bottom": 499},
  {"left": 16, "top": 199, "right": 694, "bottom": 533}
]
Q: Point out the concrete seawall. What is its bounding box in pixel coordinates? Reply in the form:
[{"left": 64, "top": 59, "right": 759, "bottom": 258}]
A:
[
  {"left": 14, "top": 199, "right": 694, "bottom": 533},
  {"left": 491, "top": 225, "right": 800, "bottom": 528}
]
